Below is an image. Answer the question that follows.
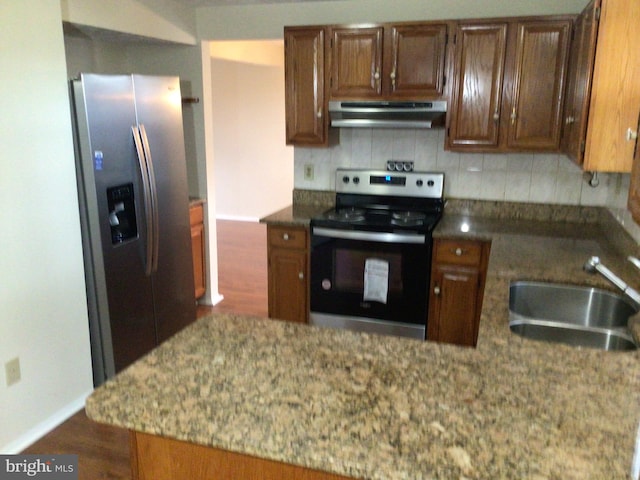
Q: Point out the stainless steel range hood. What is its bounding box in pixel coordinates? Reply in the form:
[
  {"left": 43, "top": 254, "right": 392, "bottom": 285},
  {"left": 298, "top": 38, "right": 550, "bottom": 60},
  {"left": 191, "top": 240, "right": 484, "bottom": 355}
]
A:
[{"left": 329, "top": 100, "right": 446, "bottom": 129}]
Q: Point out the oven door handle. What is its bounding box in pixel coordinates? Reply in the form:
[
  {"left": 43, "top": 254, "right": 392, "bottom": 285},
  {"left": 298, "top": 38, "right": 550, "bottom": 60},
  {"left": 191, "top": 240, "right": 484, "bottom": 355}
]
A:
[{"left": 312, "top": 227, "right": 426, "bottom": 244}]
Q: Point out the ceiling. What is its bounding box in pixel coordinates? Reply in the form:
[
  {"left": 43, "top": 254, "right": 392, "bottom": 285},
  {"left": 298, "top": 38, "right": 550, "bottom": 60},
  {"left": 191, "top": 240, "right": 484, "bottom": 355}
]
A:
[{"left": 176, "top": 0, "right": 332, "bottom": 6}]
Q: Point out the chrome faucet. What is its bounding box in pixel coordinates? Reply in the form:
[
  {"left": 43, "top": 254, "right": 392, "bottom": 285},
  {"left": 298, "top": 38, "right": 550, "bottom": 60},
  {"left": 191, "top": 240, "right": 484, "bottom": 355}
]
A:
[{"left": 583, "top": 256, "right": 640, "bottom": 307}]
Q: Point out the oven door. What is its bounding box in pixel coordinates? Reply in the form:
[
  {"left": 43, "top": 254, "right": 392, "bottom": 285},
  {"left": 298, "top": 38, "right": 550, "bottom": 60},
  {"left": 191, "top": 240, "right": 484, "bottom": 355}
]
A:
[{"left": 310, "top": 227, "right": 431, "bottom": 339}]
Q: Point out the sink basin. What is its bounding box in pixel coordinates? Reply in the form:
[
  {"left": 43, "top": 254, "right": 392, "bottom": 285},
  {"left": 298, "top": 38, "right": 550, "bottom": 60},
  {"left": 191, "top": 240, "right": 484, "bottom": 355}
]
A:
[{"left": 509, "top": 281, "right": 638, "bottom": 351}]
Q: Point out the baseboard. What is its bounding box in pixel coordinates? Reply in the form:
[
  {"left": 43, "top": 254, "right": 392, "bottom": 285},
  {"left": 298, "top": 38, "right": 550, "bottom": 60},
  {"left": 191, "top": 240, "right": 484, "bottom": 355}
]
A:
[{"left": 1, "top": 390, "right": 92, "bottom": 454}]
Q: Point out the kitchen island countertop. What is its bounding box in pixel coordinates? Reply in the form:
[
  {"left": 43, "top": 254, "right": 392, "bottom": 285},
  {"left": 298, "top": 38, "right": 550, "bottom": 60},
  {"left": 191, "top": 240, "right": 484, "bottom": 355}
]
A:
[{"left": 86, "top": 211, "right": 640, "bottom": 479}]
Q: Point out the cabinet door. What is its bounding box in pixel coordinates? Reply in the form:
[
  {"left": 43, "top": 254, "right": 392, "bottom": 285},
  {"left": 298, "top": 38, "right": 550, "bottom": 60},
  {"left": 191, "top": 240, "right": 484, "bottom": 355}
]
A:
[
  {"left": 506, "top": 20, "right": 571, "bottom": 150},
  {"left": 268, "top": 248, "right": 308, "bottom": 323},
  {"left": 428, "top": 265, "right": 480, "bottom": 346},
  {"left": 561, "top": 0, "right": 600, "bottom": 164},
  {"left": 284, "top": 27, "right": 327, "bottom": 145},
  {"left": 583, "top": 0, "right": 640, "bottom": 172},
  {"left": 387, "top": 23, "right": 447, "bottom": 98},
  {"left": 627, "top": 115, "right": 640, "bottom": 223},
  {"left": 448, "top": 23, "right": 508, "bottom": 149},
  {"left": 191, "top": 222, "right": 205, "bottom": 299},
  {"left": 330, "top": 27, "right": 384, "bottom": 98}
]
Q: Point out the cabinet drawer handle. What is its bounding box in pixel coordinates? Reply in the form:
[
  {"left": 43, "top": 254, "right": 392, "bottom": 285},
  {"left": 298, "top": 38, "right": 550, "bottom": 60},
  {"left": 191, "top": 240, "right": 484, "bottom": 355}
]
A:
[
  {"left": 454, "top": 247, "right": 464, "bottom": 256},
  {"left": 283, "top": 233, "right": 290, "bottom": 240},
  {"left": 434, "top": 285, "right": 441, "bottom": 296}
]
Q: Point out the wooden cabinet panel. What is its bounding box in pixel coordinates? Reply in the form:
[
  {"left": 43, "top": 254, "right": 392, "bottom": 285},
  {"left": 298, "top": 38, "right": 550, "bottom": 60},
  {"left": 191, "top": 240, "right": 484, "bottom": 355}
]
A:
[
  {"left": 429, "top": 265, "right": 480, "bottom": 346},
  {"left": 284, "top": 26, "right": 327, "bottom": 146},
  {"left": 428, "top": 238, "right": 490, "bottom": 347},
  {"left": 267, "top": 226, "right": 308, "bottom": 323},
  {"left": 330, "top": 27, "right": 384, "bottom": 98},
  {"left": 189, "top": 203, "right": 205, "bottom": 300},
  {"left": 448, "top": 22, "right": 507, "bottom": 149},
  {"left": 561, "top": 0, "right": 600, "bottom": 164},
  {"left": 131, "top": 431, "right": 351, "bottom": 480},
  {"left": 507, "top": 20, "right": 571, "bottom": 150},
  {"left": 582, "top": 0, "right": 640, "bottom": 172},
  {"left": 448, "top": 17, "right": 572, "bottom": 152},
  {"left": 627, "top": 116, "right": 640, "bottom": 223},
  {"left": 329, "top": 22, "right": 448, "bottom": 100},
  {"left": 388, "top": 23, "right": 447, "bottom": 97}
]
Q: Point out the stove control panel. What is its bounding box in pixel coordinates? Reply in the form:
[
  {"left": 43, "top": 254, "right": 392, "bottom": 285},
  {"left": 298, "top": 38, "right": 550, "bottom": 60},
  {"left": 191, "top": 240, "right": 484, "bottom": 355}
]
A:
[{"left": 336, "top": 169, "right": 444, "bottom": 198}]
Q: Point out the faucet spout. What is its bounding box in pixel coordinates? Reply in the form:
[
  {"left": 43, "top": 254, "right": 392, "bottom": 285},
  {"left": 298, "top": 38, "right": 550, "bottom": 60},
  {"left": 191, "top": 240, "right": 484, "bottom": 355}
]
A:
[{"left": 584, "top": 256, "right": 640, "bottom": 308}]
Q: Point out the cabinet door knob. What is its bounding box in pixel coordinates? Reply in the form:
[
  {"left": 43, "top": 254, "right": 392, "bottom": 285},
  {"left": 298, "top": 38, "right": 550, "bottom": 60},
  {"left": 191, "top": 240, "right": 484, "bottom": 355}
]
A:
[
  {"left": 298, "top": 272, "right": 304, "bottom": 280},
  {"left": 510, "top": 107, "right": 516, "bottom": 125},
  {"left": 434, "top": 285, "right": 441, "bottom": 296},
  {"left": 627, "top": 128, "right": 638, "bottom": 141},
  {"left": 316, "top": 108, "right": 322, "bottom": 119},
  {"left": 493, "top": 110, "right": 500, "bottom": 122},
  {"left": 374, "top": 69, "right": 380, "bottom": 81},
  {"left": 455, "top": 247, "right": 463, "bottom": 256},
  {"left": 283, "top": 233, "right": 290, "bottom": 240}
]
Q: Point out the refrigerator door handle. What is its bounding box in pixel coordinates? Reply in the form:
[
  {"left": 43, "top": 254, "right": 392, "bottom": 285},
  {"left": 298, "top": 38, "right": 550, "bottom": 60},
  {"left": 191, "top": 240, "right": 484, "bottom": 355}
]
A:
[
  {"left": 132, "top": 125, "right": 155, "bottom": 276},
  {"left": 138, "top": 124, "right": 160, "bottom": 274}
]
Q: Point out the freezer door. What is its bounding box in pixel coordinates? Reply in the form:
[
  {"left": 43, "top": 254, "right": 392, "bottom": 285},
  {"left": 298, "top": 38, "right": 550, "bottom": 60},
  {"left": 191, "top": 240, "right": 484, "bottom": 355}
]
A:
[
  {"left": 132, "top": 75, "right": 196, "bottom": 342},
  {"left": 72, "top": 74, "right": 157, "bottom": 383}
]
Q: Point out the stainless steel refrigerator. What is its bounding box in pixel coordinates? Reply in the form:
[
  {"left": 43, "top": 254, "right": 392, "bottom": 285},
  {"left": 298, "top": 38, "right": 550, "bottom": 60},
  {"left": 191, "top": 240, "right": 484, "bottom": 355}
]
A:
[{"left": 70, "top": 73, "right": 196, "bottom": 386}]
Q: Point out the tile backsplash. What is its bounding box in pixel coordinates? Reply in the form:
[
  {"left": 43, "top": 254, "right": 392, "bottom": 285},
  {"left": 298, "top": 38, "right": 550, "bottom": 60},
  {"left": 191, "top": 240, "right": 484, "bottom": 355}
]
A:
[
  {"left": 294, "top": 128, "right": 631, "bottom": 210},
  {"left": 294, "top": 128, "right": 640, "bottom": 243}
]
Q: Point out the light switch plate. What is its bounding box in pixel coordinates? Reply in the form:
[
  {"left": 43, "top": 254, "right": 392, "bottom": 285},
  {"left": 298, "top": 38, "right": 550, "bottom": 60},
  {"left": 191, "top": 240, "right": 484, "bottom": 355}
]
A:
[{"left": 5, "top": 357, "right": 21, "bottom": 386}]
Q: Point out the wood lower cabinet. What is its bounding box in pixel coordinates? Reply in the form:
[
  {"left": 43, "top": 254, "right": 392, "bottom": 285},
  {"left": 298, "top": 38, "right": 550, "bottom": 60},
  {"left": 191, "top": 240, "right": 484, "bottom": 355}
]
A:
[
  {"left": 284, "top": 26, "right": 327, "bottom": 146},
  {"left": 447, "top": 17, "right": 571, "bottom": 152},
  {"left": 427, "top": 238, "right": 491, "bottom": 347},
  {"left": 130, "top": 431, "right": 350, "bottom": 480},
  {"left": 267, "top": 225, "right": 308, "bottom": 323},
  {"left": 189, "top": 203, "right": 205, "bottom": 300}
]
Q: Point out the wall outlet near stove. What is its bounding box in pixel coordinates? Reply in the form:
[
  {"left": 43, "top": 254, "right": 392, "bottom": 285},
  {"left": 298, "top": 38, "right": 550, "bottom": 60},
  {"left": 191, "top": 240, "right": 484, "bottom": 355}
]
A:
[
  {"left": 5, "top": 357, "right": 21, "bottom": 386},
  {"left": 304, "top": 164, "right": 314, "bottom": 180}
]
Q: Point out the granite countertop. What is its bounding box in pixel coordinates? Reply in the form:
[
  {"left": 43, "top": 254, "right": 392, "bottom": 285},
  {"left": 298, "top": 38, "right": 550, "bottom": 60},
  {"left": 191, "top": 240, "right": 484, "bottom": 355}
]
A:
[{"left": 86, "top": 210, "right": 640, "bottom": 480}]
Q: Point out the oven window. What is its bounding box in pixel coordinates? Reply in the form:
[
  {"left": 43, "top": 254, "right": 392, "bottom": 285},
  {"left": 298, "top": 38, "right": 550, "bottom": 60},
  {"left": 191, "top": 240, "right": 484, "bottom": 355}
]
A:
[{"left": 333, "top": 248, "right": 403, "bottom": 294}]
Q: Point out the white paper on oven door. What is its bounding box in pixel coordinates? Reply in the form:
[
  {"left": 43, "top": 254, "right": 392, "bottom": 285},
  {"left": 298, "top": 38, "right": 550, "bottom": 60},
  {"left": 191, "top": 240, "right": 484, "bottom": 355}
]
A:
[{"left": 363, "top": 258, "right": 389, "bottom": 304}]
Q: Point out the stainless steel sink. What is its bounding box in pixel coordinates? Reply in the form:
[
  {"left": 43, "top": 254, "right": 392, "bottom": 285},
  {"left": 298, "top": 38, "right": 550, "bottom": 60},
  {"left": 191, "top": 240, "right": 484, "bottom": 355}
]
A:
[{"left": 509, "top": 281, "right": 638, "bottom": 351}]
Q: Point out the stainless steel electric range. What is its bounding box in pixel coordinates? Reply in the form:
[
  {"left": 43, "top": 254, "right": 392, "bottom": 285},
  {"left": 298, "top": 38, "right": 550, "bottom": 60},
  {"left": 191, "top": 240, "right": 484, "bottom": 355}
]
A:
[{"left": 310, "top": 168, "right": 445, "bottom": 340}]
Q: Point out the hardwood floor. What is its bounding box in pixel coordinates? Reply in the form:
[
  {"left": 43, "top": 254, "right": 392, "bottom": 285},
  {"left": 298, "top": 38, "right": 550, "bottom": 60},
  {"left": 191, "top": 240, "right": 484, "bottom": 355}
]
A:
[{"left": 21, "top": 220, "right": 268, "bottom": 480}]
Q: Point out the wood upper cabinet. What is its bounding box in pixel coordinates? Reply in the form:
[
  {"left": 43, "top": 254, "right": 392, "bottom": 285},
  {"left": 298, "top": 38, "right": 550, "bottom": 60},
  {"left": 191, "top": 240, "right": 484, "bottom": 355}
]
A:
[
  {"left": 427, "top": 238, "right": 491, "bottom": 347},
  {"left": 284, "top": 26, "right": 327, "bottom": 146},
  {"left": 267, "top": 225, "right": 308, "bottom": 323},
  {"left": 447, "top": 17, "right": 572, "bottom": 152},
  {"left": 329, "top": 22, "right": 448, "bottom": 100},
  {"left": 563, "top": 0, "right": 640, "bottom": 172},
  {"left": 560, "top": 0, "right": 600, "bottom": 164},
  {"left": 507, "top": 19, "right": 571, "bottom": 150},
  {"left": 627, "top": 115, "right": 640, "bottom": 223},
  {"left": 448, "top": 22, "right": 508, "bottom": 149}
]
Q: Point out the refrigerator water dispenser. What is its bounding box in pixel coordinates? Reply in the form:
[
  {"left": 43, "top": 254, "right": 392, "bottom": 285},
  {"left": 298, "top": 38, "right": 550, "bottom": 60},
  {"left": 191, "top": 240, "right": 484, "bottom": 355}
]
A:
[{"left": 107, "top": 183, "right": 137, "bottom": 244}]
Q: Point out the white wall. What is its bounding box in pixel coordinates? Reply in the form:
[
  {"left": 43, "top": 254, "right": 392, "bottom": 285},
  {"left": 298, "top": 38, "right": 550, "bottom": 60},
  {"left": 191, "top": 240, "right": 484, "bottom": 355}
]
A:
[
  {"left": 0, "top": 0, "right": 93, "bottom": 452},
  {"left": 210, "top": 41, "right": 294, "bottom": 221}
]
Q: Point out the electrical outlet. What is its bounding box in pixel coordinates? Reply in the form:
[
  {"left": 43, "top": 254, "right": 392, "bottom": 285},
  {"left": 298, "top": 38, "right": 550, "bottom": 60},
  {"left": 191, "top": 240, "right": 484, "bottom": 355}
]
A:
[
  {"left": 5, "top": 357, "right": 21, "bottom": 386},
  {"left": 304, "top": 164, "right": 314, "bottom": 181}
]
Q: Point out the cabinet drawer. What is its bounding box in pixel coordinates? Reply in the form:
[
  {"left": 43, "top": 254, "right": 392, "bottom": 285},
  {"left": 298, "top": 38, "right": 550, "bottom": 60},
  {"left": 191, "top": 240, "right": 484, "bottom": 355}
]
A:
[
  {"left": 189, "top": 204, "right": 204, "bottom": 226},
  {"left": 268, "top": 226, "right": 308, "bottom": 249},
  {"left": 434, "top": 239, "right": 483, "bottom": 266}
]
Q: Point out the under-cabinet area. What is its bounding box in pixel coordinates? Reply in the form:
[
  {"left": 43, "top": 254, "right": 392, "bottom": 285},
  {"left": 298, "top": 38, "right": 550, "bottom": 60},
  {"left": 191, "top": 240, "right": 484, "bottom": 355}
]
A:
[{"left": 284, "top": 0, "right": 640, "bottom": 173}]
